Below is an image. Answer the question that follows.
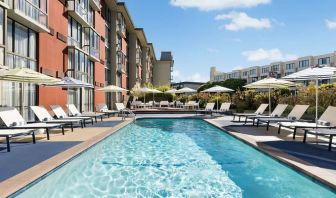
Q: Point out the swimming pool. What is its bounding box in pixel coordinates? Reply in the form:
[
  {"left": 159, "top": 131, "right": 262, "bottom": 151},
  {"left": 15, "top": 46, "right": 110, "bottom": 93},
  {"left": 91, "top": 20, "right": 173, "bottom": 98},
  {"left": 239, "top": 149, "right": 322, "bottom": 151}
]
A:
[{"left": 14, "top": 119, "right": 335, "bottom": 197}]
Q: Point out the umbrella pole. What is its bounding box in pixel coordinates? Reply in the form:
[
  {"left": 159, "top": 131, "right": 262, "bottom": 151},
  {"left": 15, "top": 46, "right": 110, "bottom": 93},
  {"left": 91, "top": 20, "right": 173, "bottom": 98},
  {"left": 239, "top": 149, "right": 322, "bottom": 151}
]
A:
[
  {"left": 21, "top": 82, "right": 25, "bottom": 117},
  {"left": 152, "top": 92, "right": 154, "bottom": 108},
  {"left": 217, "top": 92, "right": 219, "bottom": 111},
  {"left": 316, "top": 79, "right": 318, "bottom": 125},
  {"left": 268, "top": 86, "right": 271, "bottom": 116}
]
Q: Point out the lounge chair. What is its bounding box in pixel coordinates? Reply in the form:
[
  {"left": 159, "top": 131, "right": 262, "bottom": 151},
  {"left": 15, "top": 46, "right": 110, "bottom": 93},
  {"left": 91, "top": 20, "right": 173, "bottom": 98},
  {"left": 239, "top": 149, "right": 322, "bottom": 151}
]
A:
[
  {"left": 0, "top": 107, "right": 64, "bottom": 140},
  {"left": 50, "top": 105, "right": 94, "bottom": 125},
  {"left": 303, "top": 128, "right": 336, "bottom": 151},
  {"left": 0, "top": 129, "right": 36, "bottom": 152},
  {"left": 176, "top": 101, "right": 183, "bottom": 108},
  {"left": 96, "top": 104, "right": 118, "bottom": 117},
  {"left": 256, "top": 105, "right": 309, "bottom": 130},
  {"left": 183, "top": 101, "right": 196, "bottom": 109},
  {"left": 213, "top": 103, "right": 231, "bottom": 114},
  {"left": 169, "top": 101, "right": 175, "bottom": 107},
  {"left": 31, "top": 106, "right": 85, "bottom": 131},
  {"left": 67, "top": 104, "right": 105, "bottom": 122},
  {"left": 278, "top": 106, "right": 336, "bottom": 139},
  {"left": 232, "top": 103, "right": 268, "bottom": 122},
  {"left": 115, "top": 103, "right": 135, "bottom": 119},
  {"left": 160, "top": 101, "right": 169, "bottom": 108},
  {"left": 196, "top": 103, "right": 215, "bottom": 115},
  {"left": 246, "top": 104, "right": 288, "bottom": 125}
]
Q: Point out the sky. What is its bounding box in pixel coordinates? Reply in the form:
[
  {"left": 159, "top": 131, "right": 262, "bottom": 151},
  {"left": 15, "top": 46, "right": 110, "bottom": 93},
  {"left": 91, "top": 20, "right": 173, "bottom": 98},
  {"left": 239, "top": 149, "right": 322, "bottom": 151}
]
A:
[{"left": 121, "top": 0, "right": 336, "bottom": 82}]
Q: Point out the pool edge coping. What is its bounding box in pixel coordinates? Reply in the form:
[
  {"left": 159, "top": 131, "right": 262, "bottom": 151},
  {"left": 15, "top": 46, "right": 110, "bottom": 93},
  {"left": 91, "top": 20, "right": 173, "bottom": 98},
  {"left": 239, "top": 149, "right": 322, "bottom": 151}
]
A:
[
  {"left": 0, "top": 119, "right": 133, "bottom": 198},
  {"left": 203, "top": 119, "right": 336, "bottom": 192}
]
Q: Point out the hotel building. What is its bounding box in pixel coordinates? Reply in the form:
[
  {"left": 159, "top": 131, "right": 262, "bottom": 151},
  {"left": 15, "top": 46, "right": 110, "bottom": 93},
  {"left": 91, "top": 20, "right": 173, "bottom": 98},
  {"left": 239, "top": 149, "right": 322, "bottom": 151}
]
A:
[
  {"left": 210, "top": 51, "right": 336, "bottom": 83},
  {"left": 0, "top": 0, "right": 174, "bottom": 120}
]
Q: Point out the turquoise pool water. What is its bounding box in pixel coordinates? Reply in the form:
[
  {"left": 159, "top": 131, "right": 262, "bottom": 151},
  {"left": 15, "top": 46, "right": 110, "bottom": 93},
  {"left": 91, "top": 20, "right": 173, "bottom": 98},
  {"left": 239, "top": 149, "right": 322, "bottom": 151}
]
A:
[{"left": 15, "top": 119, "right": 335, "bottom": 197}]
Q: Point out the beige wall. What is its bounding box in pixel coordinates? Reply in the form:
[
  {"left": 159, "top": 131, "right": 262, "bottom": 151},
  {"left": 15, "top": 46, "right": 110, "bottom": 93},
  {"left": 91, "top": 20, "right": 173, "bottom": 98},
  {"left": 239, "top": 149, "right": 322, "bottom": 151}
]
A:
[{"left": 153, "top": 60, "right": 173, "bottom": 86}]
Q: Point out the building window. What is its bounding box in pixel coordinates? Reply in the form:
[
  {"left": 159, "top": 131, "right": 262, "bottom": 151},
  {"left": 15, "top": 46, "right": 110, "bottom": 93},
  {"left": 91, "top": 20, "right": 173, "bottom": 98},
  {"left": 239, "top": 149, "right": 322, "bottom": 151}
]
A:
[
  {"left": 68, "top": 17, "right": 83, "bottom": 48},
  {"left": 286, "top": 63, "right": 295, "bottom": 70},
  {"left": 299, "top": 60, "right": 309, "bottom": 68},
  {"left": 262, "top": 67, "right": 269, "bottom": 74},
  {"left": 318, "top": 57, "right": 330, "bottom": 65},
  {"left": 250, "top": 69, "right": 256, "bottom": 75},
  {"left": 271, "top": 64, "right": 279, "bottom": 72},
  {"left": 2, "top": 19, "right": 37, "bottom": 120}
]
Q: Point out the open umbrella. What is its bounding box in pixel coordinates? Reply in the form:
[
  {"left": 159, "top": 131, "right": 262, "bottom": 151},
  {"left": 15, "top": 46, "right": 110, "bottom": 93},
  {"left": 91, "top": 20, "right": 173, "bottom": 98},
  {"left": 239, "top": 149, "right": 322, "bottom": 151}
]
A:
[
  {"left": 201, "top": 85, "right": 234, "bottom": 111},
  {"left": 150, "top": 88, "right": 162, "bottom": 105},
  {"left": 165, "top": 88, "right": 177, "bottom": 106},
  {"left": 46, "top": 76, "right": 94, "bottom": 114},
  {"left": 98, "top": 85, "right": 128, "bottom": 109},
  {"left": 134, "top": 87, "right": 153, "bottom": 105},
  {"left": 175, "top": 87, "right": 197, "bottom": 94},
  {"left": 0, "top": 67, "right": 61, "bottom": 116},
  {"left": 244, "top": 78, "right": 295, "bottom": 115},
  {"left": 282, "top": 66, "right": 336, "bottom": 124}
]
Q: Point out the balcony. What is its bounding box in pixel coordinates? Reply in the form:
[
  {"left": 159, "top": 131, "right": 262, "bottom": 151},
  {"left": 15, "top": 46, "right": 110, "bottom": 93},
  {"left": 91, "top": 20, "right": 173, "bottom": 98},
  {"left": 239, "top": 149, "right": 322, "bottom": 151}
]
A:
[
  {"left": 84, "top": 27, "right": 100, "bottom": 61},
  {"left": 8, "top": 0, "right": 49, "bottom": 32},
  {"left": 0, "top": 0, "right": 9, "bottom": 8},
  {"left": 67, "top": 0, "right": 90, "bottom": 27},
  {"left": 117, "top": 51, "right": 126, "bottom": 73},
  {"left": 89, "top": 0, "right": 100, "bottom": 11},
  {"left": 116, "top": 23, "right": 126, "bottom": 38}
]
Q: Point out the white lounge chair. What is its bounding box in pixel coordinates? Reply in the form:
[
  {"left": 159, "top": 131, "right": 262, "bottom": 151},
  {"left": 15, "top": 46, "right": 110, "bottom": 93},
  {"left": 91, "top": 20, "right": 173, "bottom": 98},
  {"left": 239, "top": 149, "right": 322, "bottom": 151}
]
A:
[
  {"left": 31, "top": 106, "right": 85, "bottom": 131},
  {"left": 213, "top": 103, "right": 231, "bottom": 114},
  {"left": 183, "top": 101, "right": 196, "bottom": 109},
  {"left": 67, "top": 104, "right": 105, "bottom": 122},
  {"left": 245, "top": 104, "right": 288, "bottom": 125},
  {"left": 175, "top": 101, "right": 183, "bottom": 108},
  {"left": 96, "top": 104, "right": 118, "bottom": 117},
  {"left": 256, "top": 105, "right": 309, "bottom": 130},
  {"left": 160, "top": 101, "right": 169, "bottom": 108},
  {"left": 115, "top": 103, "right": 135, "bottom": 119},
  {"left": 278, "top": 106, "right": 336, "bottom": 139},
  {"left": 0, "top": 107, "right": 64, "bottom": 140},
  {"left": 50, "top": 105, "right": 94, "bottom": 126},
  {"left": 0, "top": 129, "right": 36, "bottom": 152},
  {"left": 233, "top": 103, "right": 269, "bottom": 122},
  {"left": 303, "top": 128, "right": 336, "bottom": 151},
  {"left": 196, "top": 103, "right": 215, "bottom": 115}
]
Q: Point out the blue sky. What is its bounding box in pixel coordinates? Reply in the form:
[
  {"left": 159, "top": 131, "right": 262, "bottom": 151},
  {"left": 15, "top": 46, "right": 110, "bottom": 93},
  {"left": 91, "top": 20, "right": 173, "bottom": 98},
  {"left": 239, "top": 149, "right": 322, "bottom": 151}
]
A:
[{"left": 121, "top": 0, "right": 336, "bottom": 82}]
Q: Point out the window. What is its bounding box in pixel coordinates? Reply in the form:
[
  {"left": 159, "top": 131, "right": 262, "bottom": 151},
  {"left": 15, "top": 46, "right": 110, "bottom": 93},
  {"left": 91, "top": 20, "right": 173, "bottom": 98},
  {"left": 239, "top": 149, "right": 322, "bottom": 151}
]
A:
[
  {"left": 2, "top": 19, "right": 37, "bottom": 120},
  {"left": 271, "top": 64, "right": 279, "bottom": 71},
  {"left": 250, "top": 69, "right": 256, "bottom": 75},
  {"left": 68, "top": 17, "right": 82, "bottom": 48},
  {"left": 286, "top": 63, "right": 295, "bottom": 70},
  {"left": 299, "top": 60, "right": 309, "bottom": 68},
  {"left": 318, "top": 57, "right": 330, "bottom": 65}
]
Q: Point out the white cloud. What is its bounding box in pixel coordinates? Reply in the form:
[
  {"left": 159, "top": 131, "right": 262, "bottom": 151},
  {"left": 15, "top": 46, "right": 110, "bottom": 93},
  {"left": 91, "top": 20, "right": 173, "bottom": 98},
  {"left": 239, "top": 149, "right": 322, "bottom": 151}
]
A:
[
  {"left": 215, "top": 11, "right": 271, "bottom": 31},
  {"left": 326, "top": 19, "right": 336, "bottom": 29},
  {"left": 232, "top": 38, "right": 242, "bottom": 42},
  {"left": 242, "top": 48, "right": 297, "bottom": 62},
  {"left": 170, "top": 0, "right": 271, "bottom": 11},
  {"left": 206, "top": 48, "right": 219, "bottom": 53},
  {"left": 172, "top": 70, "right": 208, "bottom": 82}
]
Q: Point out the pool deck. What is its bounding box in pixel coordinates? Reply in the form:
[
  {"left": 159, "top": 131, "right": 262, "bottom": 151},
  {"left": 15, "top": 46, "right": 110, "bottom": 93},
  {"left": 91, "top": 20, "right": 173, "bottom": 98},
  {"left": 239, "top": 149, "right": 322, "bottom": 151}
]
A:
[{"left": 0, "top": 114, "right": 335, "bottom": 196}]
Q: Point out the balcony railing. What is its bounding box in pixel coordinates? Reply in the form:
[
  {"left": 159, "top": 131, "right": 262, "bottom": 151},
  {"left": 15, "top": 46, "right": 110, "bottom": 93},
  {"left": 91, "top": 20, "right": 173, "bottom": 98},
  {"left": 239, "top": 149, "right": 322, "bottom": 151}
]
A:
[
  {"left": 6, "top": 52, "right": 37, "bottom": 70},
  {"left": 67, "top": 0, "right": 89, "bottom": 26},
  {"left": 116, "top": 23, "right": 126, "bottom": 37},
  {"left": 117, "top": 51, "right": 127, "bottom": 72},
  {"left": 9, "top": 0, "right": 48, "bottom": 28},
  {"left": 90, "top": 47, "right": 99, "bottom": 60},
  {"left": 68, "top": 37, "right": 81, "bottom": 48}
]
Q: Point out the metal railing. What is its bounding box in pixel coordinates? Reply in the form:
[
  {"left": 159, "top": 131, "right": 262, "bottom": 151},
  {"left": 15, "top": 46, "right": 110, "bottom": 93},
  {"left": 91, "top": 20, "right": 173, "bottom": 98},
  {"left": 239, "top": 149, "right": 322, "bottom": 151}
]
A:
[{"left": 10, "top": 0, "right": 48, "bottom": 28}]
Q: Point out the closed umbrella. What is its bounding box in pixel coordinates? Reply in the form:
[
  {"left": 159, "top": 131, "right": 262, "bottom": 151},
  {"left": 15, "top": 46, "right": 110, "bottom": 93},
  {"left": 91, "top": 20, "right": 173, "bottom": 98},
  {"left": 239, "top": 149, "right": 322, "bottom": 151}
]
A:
[
  {"left": 282, "top": 66, "right": 336, "bottom": 124},
  {"left": 201, "top": 85, "right": 234, "bottom": 111},
  {"left": 244, "top": 78, "right": 295, "bottom": 115},
  {"left": 0, "top": 67, "right": 61, "bottom": 116}
]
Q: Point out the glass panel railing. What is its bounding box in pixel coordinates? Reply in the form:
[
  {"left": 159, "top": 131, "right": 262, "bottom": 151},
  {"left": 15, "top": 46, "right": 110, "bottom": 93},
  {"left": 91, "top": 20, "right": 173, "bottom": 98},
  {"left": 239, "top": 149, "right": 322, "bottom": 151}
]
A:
[
  {"left": 11, "top": 0, "right": 48, "bottom": 28},
  {"left": 67, "top": 0, "right": 88, "bottom": 24},
  {"left": 68, "top": 37, "right": 81, "bottom": 48}
]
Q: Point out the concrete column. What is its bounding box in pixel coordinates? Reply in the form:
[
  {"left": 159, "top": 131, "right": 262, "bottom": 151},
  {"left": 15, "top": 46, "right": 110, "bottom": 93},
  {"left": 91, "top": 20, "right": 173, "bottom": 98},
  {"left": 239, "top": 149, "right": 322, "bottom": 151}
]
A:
[
  {"left": 141, "top": 47, "right": 149, "bottom": 84},
  {"left": 128, "top": 32, "right": 137, "bottom": 89}
]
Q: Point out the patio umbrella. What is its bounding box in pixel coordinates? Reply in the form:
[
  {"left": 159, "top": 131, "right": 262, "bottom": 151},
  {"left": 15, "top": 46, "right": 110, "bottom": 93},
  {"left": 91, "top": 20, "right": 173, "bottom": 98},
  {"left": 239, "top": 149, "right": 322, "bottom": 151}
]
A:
[
  {"left": 201, "top": 85, "right": 234, "bottom": 111},
  {"left": 175, "top": 87, "right": 197, "bottom": 94},
  {"left": 134, "top": 87, "right": 153, "bottom": 104},
  {"left": 244, "top": 78, "right": 295, "bottom": 115},
  {"left": 46, "top": 76, "right": 94, "bottom": 114},
  {"left": 98, "top": 85, "right": 128, "bottom": 108},
  {"left": 0, "top": 67, "right": 61, "bottom": 115},
  {"left": 165, "top": 88, "right": 177, "bottom": 105},
  {"left": 150, "top": 88, "right": 162, "bottom": 104},
  {"left": 282, "top": 66, "right": 336, "bottom": 124}
]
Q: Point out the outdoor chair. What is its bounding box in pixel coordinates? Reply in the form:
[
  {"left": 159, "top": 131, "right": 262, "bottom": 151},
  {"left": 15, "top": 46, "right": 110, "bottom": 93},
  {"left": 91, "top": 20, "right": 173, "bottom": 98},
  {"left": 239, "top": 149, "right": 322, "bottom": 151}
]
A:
[
  {"left": 115, "top": 103, "right": 135, "bottom": 119},
  {"left": 278, "top": 106, "right": 336, "bottom": 140},
  {"left": 67, "top": 104, "right": 105, "bottom": 122},
  {"left": 0, "top": 129, "right": 36, "bottom": 152},
  {"left": 256, "top": 105, "right": 309, "bottom": 130},
  {"left": 303, "top": 128, "right": 336, "bottom": 151},
  {"left": 175, "top": 101, "right": 183, "bottom": 108},
  {"left": 183, "top": 101, "right": 196, "bottom": 110},
  {"left": 160, "top": 101, "right": 169, "bottom": 108},
  {"left": 96, "top": 104, "right": 118, "bottom": 117},
  {"left": 196, "top": 103, "right": 215, "bottom": 115},
  {"left": 246, "top": 104, "right": 288, "bottom": 125},
  {"left": 213, "top": 103, "right": 231, "bottom": 114},
  {"left": 0, "top": 107, "right": 64, "bottom": 141},
  {"left": 31, "top": 106, "right": 85, "bottom": 131},
  {"left": 232, "top": 103, "right": 268, "bottom": 122},
  {"left": 50, "top": 105, "right": 94, "bottom": 126}
]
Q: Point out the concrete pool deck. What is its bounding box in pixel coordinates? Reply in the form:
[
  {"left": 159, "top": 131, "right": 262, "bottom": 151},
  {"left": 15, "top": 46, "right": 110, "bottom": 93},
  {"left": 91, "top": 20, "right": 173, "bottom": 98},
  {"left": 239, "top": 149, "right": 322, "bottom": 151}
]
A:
[{"left": 0, "top": 114, "right": 335, "bottom": 196}]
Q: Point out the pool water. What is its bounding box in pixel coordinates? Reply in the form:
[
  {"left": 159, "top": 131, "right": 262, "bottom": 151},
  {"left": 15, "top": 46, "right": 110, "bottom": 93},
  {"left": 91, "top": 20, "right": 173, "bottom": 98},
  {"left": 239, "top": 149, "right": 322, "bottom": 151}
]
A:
[{"left": 15, "top": 119, "right": 335, "bottom": 198}]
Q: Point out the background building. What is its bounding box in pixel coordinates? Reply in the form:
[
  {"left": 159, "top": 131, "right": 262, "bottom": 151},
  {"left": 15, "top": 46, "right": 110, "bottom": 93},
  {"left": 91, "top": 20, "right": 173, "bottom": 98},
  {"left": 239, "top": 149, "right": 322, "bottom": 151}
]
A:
[
  {"left": 0, "top": 0, "right": 174, "bottom": 120},
  {"left": 171, "top": 82, "right": 205, "bottom": 90},
  {"left": 153, "top": 51, "right": 174, "bottom": 86},
  {"left": 210, "top": 51, "right": 336, "bottom": 83}
]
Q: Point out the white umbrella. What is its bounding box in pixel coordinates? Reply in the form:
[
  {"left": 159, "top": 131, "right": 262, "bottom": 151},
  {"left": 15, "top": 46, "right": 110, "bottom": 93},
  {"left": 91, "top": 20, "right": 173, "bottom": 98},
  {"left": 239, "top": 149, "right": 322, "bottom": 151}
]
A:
[
  {"left": 46, "top": 76, "right": 94, "bottom": 114},
  {"left": 98, "top": 85, "right": 127, "bottom": 109},
  {"left": 282, "top": 66, "right": 336, "bottom": 124},
  {"left": 165, "top": 88, "right": 177, "bottom": 106},
  {"left": 244, "top": 78, "right": 295, "bottom": 115},
  {"left": 201, "top": 85, "right": 234, "bottom": 111},
  {"left": 150, "top": 88, "right": 162, "bottom": 104},
  {"left": 134, "top": 87, "right": 153, "bottom": 105},
  {"left": 0, "top": 67, "right": 61, "bottom": 115},
  {"left": 175, "top": 87, "right": 197, "bottom": 94}
]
